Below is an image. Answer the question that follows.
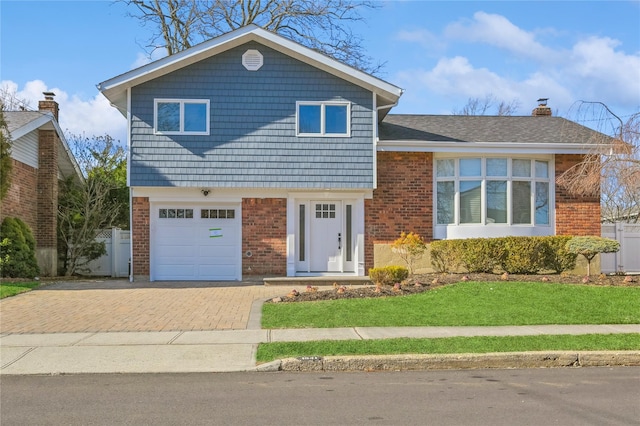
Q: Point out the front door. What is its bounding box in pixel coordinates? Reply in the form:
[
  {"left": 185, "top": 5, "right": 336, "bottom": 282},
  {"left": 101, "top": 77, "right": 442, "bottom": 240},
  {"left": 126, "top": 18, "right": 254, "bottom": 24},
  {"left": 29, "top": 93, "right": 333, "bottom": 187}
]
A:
[{"left": 310, "top": 201, "right": 342, "bottom": 272}]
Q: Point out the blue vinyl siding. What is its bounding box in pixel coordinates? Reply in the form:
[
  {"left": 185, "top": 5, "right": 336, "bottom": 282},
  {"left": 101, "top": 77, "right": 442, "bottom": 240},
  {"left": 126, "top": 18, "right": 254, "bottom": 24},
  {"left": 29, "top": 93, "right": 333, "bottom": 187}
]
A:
[{"left": 130, "top": 41, "right": 374, "bottom": 188}]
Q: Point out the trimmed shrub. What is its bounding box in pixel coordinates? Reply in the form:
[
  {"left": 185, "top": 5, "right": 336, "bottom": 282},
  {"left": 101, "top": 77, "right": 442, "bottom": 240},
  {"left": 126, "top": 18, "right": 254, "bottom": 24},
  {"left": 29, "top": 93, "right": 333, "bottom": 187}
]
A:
[
  {"left": 430, "top": 240, "right": 463, "bottom": 273},
  {"left": 430, "top": 235, "right": 580, "bottom": 275},
  {"left": 566, "top": 236, "right": 620, "bottom": 276},
  {"left": 0, "top": 217, "right": 39, "bottom": 278},
  {"left": 460, "top": 238, "right": 505, "bottom": 273},
  {"left": 540, "top": 236, "right": 577, "bottom": 273},
  {"left": 368, "top": 266, "right": 409, "bottom": 286},
  {"left": 499, "top": 236, "right": 546, "bottom": 274}
]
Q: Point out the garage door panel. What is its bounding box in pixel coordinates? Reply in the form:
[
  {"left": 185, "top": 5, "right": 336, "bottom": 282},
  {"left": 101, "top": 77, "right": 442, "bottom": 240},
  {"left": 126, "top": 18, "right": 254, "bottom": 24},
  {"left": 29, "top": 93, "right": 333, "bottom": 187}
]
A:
[
  {"left": 156, "top": 245, "right": 197, "bottom": 258},
  {"left": 199, "top": 264, "right": 236, "bottom": 277},
  {"left": 152, "top": 204, "right": 241, "bottom": 281},
  {"left": 155, "top": 264, "right": 196, "bottom": 278}
]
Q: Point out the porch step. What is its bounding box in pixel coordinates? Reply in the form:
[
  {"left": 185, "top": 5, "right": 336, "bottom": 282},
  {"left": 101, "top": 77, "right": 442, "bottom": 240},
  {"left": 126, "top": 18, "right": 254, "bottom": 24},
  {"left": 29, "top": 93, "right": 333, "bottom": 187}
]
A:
[{"left": 263, "top": 276, "right": 373, "bottom": 287}]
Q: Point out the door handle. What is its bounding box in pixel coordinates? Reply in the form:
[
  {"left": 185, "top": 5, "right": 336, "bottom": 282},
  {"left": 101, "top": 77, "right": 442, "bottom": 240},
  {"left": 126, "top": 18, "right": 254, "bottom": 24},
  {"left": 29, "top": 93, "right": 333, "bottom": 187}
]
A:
[{"left": 338, "top": 233, "right": 342, "bottom": 250}]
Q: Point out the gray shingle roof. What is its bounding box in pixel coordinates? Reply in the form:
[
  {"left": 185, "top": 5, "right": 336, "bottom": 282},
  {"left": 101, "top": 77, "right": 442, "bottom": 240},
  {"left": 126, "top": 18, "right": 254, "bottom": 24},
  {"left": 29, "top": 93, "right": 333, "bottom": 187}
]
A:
[
  {"left": 4, "top": 111, "right": 48, "bottom": 133},
  {"left": 380, "top": 115, "right": 606, "bottom": 144}
]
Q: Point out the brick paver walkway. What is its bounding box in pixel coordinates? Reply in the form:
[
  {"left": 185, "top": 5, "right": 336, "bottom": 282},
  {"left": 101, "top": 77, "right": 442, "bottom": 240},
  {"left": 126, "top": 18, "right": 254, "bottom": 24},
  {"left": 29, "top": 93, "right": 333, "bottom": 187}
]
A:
[{"left": 0, "top": 279, "right": 284, "bottom": 333}]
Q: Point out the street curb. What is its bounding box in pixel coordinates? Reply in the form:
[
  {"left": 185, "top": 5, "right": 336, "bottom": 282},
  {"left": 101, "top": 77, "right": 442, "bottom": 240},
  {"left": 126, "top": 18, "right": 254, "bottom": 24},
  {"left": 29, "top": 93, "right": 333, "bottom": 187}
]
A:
[{"left": 274, "top": 351, "right": 640, "bottom": 372}]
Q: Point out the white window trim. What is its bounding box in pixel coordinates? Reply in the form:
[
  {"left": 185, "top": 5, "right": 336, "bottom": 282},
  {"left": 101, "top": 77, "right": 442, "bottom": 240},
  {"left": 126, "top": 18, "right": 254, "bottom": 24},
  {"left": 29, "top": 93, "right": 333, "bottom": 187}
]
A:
[
  {"left": 433, "top": 154, "right": 554, "bottom": 239},
  {"left": 296, "top": 101, "right": 351, "bottom": 137},
  {"left": 154, "top": 98, "right": 210, "bottom": 135}
]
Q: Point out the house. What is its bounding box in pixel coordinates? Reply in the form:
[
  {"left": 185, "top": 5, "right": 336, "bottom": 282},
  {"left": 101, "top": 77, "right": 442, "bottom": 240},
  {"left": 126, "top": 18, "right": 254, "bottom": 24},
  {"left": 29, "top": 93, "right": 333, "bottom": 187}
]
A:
[
  {"left": 1, "top": 94, "right": 82, "bottom": 276},
  {"left": 97, "top": 25, "right": 602, "bottom": 282}
]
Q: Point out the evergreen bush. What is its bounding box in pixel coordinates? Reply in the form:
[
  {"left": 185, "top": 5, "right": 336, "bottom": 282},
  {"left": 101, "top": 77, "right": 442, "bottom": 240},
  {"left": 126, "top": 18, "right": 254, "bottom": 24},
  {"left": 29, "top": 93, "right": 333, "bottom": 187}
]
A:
[
  {"left": 430, "top": 240, "right": 463, "bottom": 273},
  {"left": 499, "top": 236, "right": 546, "bottom": 274},
  {"left": 566, "top": 236, "right": 620, "bottom": 276},
  {"left": 540, "top": 236, "right": 578, "bottom": 273},
  {"left": 0, "top": 217, "right": 39, "bottom": 278},
  {"left": 368, "top": 266, "right": 409, "bottom": 286}
]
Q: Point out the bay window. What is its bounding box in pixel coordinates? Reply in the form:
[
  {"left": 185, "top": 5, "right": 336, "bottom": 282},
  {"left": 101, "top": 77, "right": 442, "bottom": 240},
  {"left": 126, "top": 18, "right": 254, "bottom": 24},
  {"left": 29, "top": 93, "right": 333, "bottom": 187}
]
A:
[{"left": 435, "top": 157, "right": 552, "bottom": 233}]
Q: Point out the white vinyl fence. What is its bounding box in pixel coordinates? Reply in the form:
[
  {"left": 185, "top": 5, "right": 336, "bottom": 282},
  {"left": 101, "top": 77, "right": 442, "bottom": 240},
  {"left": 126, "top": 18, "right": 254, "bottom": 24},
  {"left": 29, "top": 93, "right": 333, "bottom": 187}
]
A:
[
  {"left": 85, "top": 228, "right": 130, "bottom": 278},
  {"left": 601, "top": 222, "right": 640, "bottom": 274}
]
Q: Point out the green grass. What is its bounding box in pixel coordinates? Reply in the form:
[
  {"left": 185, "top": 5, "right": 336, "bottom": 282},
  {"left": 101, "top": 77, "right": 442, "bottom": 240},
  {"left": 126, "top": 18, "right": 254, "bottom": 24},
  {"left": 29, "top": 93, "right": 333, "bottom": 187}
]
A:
[
  {"left": 262, "top": 282, "right": 640, "bottom": 329},
  {"left": 256, "top": 333, "right": 640, "bottom": 363},
  {"left": 0, "top": 281, "right": 40, "bottom": 299}
]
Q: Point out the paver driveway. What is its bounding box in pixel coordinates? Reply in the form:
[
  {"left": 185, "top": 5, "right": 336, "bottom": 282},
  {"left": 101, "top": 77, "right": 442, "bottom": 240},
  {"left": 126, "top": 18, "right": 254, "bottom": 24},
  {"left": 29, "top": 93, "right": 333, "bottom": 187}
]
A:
[{"left": 0, "top": 279, "right": 284, "bottom": 333}]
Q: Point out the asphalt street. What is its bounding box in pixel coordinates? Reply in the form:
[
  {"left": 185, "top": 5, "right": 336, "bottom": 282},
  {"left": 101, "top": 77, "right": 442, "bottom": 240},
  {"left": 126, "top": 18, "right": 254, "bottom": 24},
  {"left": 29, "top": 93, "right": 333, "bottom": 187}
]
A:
[{"left": 2, "top": 367, "right": 639, "bottom": 425}]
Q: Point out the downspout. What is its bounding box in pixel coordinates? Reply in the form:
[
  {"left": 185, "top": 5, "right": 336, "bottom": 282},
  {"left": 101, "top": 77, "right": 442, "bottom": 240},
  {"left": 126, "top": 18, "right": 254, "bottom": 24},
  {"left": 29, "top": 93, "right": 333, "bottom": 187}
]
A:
[{"left": 126, "top": 87, "right": 134, "bottom": 282}]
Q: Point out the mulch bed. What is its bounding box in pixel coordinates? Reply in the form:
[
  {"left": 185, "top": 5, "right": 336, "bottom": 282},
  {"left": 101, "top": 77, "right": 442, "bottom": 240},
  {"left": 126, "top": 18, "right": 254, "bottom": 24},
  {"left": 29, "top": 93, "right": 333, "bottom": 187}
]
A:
[{"left": 267, "top": 273, "right": 639, "bottom": 303}]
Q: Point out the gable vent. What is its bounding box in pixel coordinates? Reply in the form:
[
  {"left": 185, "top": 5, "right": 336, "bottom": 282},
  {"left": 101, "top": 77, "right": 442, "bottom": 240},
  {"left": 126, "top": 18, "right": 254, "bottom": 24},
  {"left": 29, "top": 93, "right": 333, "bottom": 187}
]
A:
[{"left": 242, "top": 49, "right": 263, "bottom": 71}]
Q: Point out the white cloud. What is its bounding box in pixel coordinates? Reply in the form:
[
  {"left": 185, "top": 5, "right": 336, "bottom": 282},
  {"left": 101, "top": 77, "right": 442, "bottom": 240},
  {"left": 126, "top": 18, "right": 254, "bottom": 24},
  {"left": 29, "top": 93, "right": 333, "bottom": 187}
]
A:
[
  {"left": 392, "top": 12, "right": 640, "bottom": 116},
  {"left": 444, "top": 11, "right": 559, "bottom": 62},
  {"left": 566, "top": 36, "right": 640, "bottom": 107},
  {"left": 1, "top": 79, "right": 127, "bottom": 143},
  {"left": 394, "top": 57, "right": 572, "bottom": 114}
]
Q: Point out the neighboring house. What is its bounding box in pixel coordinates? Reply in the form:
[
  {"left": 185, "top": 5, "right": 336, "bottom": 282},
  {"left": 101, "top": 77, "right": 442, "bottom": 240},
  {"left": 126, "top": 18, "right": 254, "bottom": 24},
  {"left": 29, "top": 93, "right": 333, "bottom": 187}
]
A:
[
  {"left": 97, "top": 25, "right": 602, "bottom": 282},
  {"left": 1, "top": 94, "right": 82, "bottom": 276}
]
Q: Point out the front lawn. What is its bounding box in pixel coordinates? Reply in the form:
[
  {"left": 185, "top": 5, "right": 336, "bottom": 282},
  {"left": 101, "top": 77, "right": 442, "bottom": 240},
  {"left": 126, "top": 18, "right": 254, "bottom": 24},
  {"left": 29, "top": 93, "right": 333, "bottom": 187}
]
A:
[
  {"left": 0, "top": 281, "right": 40, "bottom": 299},
  {"left": 256, "top": 333, "right": 640, "bottom": 363},
  {"left": 262, "top": 282, "right": 640, "bottom": 329}
]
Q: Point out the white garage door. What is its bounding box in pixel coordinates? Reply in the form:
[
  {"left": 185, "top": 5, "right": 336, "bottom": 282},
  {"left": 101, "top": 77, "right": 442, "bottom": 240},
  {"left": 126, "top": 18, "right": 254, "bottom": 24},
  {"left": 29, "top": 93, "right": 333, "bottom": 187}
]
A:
[{"left": 151, "top": 204, "right": 241, "bottom": 281}]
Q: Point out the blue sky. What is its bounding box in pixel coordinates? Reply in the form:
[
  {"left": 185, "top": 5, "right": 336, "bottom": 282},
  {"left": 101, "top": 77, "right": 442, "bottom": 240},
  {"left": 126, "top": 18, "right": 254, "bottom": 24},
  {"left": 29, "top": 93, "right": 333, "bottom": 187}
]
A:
[{"left": 1, "top": 1, "right": 639, "bottom": 143}]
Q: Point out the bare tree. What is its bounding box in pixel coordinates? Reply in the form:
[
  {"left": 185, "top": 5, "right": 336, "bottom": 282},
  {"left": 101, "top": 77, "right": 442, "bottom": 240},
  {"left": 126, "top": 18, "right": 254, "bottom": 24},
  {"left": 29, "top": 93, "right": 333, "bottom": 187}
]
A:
[
  {"left": 557, "top": 102, "right": 639, "bottom": 223},
  {"left": 120, "top": 0, "right": 382, "bottom": 72},
  {"left": 0, "top": 86, "right": 31, "bottom": 112},
  {"left": 58, "top": 134, "right": 129, "bottom": 275},
  {"left": 453, "top": 94, "right": 520, "bottom": 116}
]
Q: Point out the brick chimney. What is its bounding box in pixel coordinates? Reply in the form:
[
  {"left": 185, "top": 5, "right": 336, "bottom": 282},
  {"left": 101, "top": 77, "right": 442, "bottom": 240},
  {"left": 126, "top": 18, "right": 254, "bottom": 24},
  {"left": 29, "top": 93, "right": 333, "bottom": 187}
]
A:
[
  {"left": 38, "top": 91, "right": 59, "bottom": 121},
  {"left": 36, "top": 91, "right": 60, "bottom": 276},
  {"left": 532, "top": 98, "right": 552, "bottom": 117}
]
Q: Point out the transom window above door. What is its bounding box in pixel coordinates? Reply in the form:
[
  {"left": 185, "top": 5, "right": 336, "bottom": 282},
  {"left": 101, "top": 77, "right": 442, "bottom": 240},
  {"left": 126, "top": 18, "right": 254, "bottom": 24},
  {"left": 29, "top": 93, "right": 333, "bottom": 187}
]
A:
[
  {"left": 154, "top": 99, "right": 210, "bottom": 135},
  {"left": 297, "top": 102, "right": 350, "bottom": 137}
]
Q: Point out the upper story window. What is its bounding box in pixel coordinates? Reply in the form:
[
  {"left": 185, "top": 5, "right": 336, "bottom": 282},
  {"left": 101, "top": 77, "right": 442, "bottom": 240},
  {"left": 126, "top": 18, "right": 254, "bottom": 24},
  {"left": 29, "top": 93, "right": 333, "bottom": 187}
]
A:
[
  {"left": 435, "top": 157, "right": 551, "bottom": 227},
  {"left": 296, "top": 102, "right": 350, "bottom": 137},
  {"left": 154, "top": 99, "right": 210, "bottom": 135}
]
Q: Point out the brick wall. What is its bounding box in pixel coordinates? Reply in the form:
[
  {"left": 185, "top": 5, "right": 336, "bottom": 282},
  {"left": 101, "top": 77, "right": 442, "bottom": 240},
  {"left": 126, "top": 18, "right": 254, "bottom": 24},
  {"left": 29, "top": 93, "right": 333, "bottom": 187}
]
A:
[
  {"left": 131, "top": 196, "right": 150, "bottom": 276},
  {"left": 555, "top": 154, "right": 601, "bottom": 236},
  {"left": 242, "top": 198, "right": 287, "bottom": 276},
  {"left": 36, "top": 129, "right": 59, "bottom": 251},
  {"left": 365, "top": 152, "right": 433, "bottom": 270},
  {"left": 0, "top": 159, "right": 38, "bottom": 234}
]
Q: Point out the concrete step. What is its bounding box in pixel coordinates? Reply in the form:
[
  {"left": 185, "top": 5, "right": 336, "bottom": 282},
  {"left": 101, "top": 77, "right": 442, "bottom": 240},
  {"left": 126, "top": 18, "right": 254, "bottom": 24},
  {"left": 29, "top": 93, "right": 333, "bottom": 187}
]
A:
[{"left": 263, "top": 276, "right": 372, "bottom": 287}]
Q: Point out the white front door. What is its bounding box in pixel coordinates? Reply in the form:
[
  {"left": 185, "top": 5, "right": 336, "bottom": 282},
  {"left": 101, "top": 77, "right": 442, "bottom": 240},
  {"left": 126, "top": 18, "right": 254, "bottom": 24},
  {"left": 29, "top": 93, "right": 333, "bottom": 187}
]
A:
[{"left": 310, "top": 201, "right": 342, "bottom": 272}]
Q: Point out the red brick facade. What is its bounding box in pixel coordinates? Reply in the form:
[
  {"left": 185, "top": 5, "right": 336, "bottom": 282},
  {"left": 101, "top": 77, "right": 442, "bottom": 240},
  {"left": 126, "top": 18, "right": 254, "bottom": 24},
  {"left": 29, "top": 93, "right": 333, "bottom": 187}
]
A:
[
  {"left": 36, "top": 129, "right": 59, "bottom": 252},
  {"left": 0, "top": 126, "right": 61, "bottom": 275},
  {"left": 242, "top": 198, "right": 287, "bottom": 276},
  {"left": 131, "top": 196, "right": 150, "bottom": 277},
  {"left": 128, "top": 154, "right": 602, "bottom": 279},
  {"left": 365, "top": 152, "right": 434, "bottom": 270},
  {"left": 555, "top": 154, "right": 601, "bottom": 236},
  {"left": 0, "top": 159, "right": 38, "bottom": 233}
]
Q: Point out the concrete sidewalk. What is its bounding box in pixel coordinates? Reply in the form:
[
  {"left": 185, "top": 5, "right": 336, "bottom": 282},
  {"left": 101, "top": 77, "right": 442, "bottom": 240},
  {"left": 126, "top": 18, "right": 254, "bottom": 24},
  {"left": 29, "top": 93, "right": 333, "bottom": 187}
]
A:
[{"left": 2, "top": 324, "right": 639, "bottom": 375}]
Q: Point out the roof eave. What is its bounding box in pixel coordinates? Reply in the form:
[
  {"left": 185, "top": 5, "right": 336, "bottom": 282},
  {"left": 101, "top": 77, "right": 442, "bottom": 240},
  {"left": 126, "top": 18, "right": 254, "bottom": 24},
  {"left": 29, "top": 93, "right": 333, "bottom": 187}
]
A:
[
  {"left": 377, "top": 140, "right": 606, "bottom": 154},
  {"left": 97, "top": 25, "right": 402, "bottom": 110}
]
